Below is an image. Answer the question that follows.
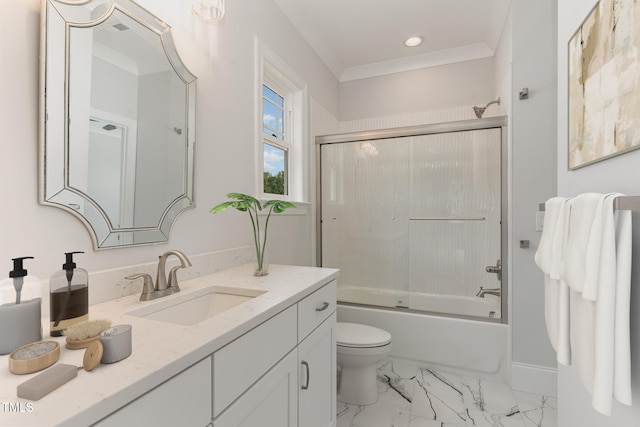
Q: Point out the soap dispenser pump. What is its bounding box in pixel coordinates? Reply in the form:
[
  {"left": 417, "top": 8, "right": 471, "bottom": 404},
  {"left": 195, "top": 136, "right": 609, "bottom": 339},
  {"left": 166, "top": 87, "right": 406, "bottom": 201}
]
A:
[
  {"left": 0, "top": 257, "right": 43, "bottom": 355},
  {"left": 50, "top": 251, "right": 89, "bottom": 337}
]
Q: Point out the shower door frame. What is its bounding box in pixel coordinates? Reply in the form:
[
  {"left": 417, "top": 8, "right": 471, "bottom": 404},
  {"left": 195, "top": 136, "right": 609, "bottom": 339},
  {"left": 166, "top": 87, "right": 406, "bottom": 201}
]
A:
[{"left": 315, "top": 116, "right": 509, "bottom": 324}]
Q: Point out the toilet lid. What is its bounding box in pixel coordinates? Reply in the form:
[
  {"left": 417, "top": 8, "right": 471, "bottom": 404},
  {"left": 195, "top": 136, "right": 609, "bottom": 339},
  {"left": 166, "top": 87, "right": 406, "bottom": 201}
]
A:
[{"left": 336, "top": 322, "right": 392, "bottom": 348}]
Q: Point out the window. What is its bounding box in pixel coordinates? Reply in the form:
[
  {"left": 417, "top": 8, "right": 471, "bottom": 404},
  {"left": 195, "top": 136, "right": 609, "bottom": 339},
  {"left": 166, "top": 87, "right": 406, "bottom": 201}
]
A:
[
  {"left": 262, "top": 83, "right": 288, "bottom": 195},
  {"left": 257, "top": 40, "right": 308, "bottom": 202}
]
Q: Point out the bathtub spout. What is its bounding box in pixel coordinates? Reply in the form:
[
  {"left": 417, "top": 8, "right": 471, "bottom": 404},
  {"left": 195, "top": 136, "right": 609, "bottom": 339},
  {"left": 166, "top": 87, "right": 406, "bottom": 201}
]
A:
[{"left": 476, "top": 287, "right": 501, "bottom": 298}]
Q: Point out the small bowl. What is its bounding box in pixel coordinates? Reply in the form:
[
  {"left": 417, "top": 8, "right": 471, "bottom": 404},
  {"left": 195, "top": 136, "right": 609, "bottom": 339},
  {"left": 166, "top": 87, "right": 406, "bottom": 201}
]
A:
[{"left": 9, "top": 341, "right": 60, "bottom": 375}]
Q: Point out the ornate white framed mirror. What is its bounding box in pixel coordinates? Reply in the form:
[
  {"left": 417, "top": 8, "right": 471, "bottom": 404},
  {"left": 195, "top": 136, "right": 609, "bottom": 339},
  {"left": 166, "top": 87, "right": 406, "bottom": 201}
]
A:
[{"left": 40, "top": 0, "right": 196, "bottom": 249}]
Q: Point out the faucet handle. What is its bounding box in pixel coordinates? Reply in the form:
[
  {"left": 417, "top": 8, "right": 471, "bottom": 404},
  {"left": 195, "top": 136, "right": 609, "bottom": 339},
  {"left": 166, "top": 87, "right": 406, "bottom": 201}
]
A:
[
  {"left": 125, "top": 273, "right": 156, "bottom": 301},
  {"left": 167, "top": 266, "right": 182, "bottom": 294}
]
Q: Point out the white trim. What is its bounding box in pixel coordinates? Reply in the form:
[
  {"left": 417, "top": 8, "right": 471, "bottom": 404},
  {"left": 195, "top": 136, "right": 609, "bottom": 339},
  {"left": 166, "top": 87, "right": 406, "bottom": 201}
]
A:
[
  {"left": 340, "top": 43, "right": 494, "bottom": 82},
  {"left": 511, "top": 362, "right": 557, "bottom": 397}
]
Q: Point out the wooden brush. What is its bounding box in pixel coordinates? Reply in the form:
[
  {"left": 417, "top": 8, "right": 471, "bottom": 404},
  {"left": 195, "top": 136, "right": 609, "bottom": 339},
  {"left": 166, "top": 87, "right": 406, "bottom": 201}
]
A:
[{"left": 63, "top": 319, "right": 111, "bottom": 350}]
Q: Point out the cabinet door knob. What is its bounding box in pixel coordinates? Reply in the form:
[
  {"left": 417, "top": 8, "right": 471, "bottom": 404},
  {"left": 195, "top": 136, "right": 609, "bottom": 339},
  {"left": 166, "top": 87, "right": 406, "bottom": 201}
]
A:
[
  {"left": 301, "top": 360, "right": 310, "bottom": 390},
  {"left": 315, "top": 302, "right": 330, "bottom": 312}
]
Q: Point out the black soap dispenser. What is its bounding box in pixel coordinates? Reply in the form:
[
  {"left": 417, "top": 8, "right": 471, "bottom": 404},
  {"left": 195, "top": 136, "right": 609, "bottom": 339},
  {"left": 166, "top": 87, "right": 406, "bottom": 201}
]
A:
[
  {"left": 0, "top": 257, "right": 42, "bottom": 355},
  {"left": 50, "top": 252, "right": 89, "bottom": 337}
]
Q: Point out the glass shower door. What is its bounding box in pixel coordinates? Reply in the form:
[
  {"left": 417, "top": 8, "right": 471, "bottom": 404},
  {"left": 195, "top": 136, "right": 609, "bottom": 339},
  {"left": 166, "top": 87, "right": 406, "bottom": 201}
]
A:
[
  {"left": 321, "top": 139, "right": 409, "bottom": 309},
  {"left": 406, "top": 128, "right": 502, "bottom": 318},
  {"left": 320, "top": 125, "right": 504, "bottom": 320}
]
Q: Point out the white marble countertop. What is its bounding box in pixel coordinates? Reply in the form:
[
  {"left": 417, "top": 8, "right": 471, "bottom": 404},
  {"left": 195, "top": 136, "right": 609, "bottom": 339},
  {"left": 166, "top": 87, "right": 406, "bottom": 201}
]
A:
[{"left": 0, "top": 264, "right": 339, "bottom": 426}]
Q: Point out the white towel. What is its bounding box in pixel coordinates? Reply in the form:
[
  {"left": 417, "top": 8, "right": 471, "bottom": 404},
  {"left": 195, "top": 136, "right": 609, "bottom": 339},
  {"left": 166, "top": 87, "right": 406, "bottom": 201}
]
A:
[
  {"left": 589, "top": 193, "right": 618, "bottom": 415},
  {"left": 613, "top": 202, "right": 632, "bottom": 406},
  {"left": 569, "top": 289, "right": 596, "bottom": 400},
  {"left": 567, "top": 193, "right": 632, "bottom": 415},
  {"left": 560, "top": 193, "right": 605, "bottom": 294},
  {"left": 534, "top": 197, "right": 567, "bottom": 275},
  {"left": 534, "top": 197, "right": 571, "bottom": 365}
]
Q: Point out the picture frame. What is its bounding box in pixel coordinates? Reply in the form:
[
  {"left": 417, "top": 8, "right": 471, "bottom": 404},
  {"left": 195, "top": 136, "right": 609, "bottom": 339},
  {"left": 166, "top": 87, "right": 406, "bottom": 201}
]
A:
[{"left": 568, "top": 0, "right": 640, "bottom": 170}]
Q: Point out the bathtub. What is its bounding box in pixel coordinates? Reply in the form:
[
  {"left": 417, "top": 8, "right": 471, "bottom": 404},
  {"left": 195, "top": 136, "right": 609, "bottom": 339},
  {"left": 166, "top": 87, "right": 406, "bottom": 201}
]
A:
[{"left": 337, "top": 287, "right": 509, "bottom": 381}]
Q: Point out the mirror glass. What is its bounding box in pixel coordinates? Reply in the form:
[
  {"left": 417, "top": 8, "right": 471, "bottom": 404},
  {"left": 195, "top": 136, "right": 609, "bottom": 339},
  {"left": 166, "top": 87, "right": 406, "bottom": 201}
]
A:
[{"left": 41, "top": 0, "right": 196, "bottom": 249}]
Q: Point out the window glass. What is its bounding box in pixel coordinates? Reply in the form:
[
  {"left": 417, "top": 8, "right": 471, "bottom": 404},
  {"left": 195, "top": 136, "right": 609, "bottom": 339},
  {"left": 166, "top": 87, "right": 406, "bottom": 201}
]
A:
[
  {"left": 262, "top": 85, "right": 284, "bottom": 140},
  {"left": 263, "top": 143, "right": 287, "bottom": 195}
]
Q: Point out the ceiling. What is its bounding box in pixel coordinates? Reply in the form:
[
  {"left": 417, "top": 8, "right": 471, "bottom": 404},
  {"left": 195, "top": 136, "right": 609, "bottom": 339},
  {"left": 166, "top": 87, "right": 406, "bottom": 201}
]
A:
[{"left": 273, "top": 0, "right": 511, "bottom": 82}]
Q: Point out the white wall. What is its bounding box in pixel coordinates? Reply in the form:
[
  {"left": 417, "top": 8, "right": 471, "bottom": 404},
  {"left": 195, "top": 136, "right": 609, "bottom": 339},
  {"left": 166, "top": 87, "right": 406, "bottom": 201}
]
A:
[
  {"left": 0, "top": 0, "right": 338, "bottom": 284},
  {"left": 557, "top": 0, "right": 640, "bottom": 424},
  {"left": 339, "top": 57, "right": 497, "bottom": 121},
  {"left": 510, "top": 0, "right": 558, "bottom": 378}
]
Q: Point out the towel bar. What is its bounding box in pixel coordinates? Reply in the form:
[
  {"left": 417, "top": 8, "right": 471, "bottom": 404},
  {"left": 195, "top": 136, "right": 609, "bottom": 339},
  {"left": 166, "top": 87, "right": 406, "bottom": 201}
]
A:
[{"left": 539, "top": 196, "right": 640, "bottom": 212}]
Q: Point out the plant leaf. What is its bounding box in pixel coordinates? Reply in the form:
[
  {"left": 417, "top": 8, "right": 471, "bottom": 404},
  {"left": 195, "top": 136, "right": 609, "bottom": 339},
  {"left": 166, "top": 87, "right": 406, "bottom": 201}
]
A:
[
  {"left": 210, "top": 201, "right": 235, "bottom": 214},
  {"left": 212, "top": 193, "right": 265, "bottom": 214},
  {"left": 263, "top": 199, "right": 297, "bottom": 213},
  {"left": 227, "top": 193, "right": 261, "bottom": 210}
]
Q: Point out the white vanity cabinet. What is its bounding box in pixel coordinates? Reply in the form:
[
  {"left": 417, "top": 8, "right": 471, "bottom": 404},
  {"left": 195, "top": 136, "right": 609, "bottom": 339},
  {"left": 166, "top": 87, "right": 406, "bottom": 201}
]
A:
[
  {"left": 94, "top": 356, "right": 212, "bottom": 427},
  {"left": 299, "top": 314, "right": 337, "bottom": 427},
  {"left": 298, "top": 282, "right": 337, "bottom": 427},
  {"left": 213, "top": 279, "right": 337, "bottom": 427},
  {"left": 213, "top": 349, "right": 299, "bottom": 427},
  {"left": 212, "top": 305, "right": 298, "bottom": 423},
  {"left": 95, "top": 278, "right": 336, "bottom": 427}
]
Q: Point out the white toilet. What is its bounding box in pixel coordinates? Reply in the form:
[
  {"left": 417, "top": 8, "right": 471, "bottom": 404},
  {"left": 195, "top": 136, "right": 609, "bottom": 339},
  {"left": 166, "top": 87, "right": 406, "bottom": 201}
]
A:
[{"left": 336, "top": 322, "right": 392, "bottom": 406}]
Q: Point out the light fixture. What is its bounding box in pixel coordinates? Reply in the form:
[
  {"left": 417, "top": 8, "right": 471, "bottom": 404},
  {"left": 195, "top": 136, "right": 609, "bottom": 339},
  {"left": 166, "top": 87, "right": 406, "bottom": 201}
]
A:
[
  {"left": 192, "top": 0, "right": 225, "bottom": 21},
  {"left": 404, "top": 35, "right": 424, "bottom": 47}
]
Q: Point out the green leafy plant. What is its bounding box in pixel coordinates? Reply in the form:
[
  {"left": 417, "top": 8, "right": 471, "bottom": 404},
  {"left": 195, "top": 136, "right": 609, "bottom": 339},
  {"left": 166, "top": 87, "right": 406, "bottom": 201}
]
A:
[{"left": 210, "top": 193, "right": 296, "bottom": 275}]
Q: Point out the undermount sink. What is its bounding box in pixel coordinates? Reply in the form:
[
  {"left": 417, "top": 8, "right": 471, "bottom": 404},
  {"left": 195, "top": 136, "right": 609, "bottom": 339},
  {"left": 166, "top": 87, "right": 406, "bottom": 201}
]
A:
[{"left": 127, "top": 285, "right": 267, "bottom": 326}]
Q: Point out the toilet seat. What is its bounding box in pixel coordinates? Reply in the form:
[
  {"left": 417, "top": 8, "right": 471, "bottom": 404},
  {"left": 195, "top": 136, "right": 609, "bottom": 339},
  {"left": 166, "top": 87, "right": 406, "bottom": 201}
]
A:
[{"left": 337, "top": 322, "right": 392, "bottom": 348}]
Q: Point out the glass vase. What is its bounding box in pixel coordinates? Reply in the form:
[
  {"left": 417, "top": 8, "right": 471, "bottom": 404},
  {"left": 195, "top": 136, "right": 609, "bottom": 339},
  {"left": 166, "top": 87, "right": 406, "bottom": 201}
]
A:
[{"left": 253, "top": 230, "right": 268, "bottom": 276}]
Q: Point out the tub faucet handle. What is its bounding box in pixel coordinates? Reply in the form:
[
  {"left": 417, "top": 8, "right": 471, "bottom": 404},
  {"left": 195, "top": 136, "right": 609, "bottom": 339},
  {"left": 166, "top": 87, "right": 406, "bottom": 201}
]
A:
[{"left": 485, "top": 259, "right": 502, "bottom": 281}]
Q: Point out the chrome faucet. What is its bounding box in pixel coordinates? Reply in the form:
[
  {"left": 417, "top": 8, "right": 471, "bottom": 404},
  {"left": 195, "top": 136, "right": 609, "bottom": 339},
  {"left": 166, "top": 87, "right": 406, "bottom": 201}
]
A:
[
  {"left": 125, "top": 250, "right": 192, "bottom": 301},
  {"left": 476, "top": 286, "right": 501, "bottom": 298}
]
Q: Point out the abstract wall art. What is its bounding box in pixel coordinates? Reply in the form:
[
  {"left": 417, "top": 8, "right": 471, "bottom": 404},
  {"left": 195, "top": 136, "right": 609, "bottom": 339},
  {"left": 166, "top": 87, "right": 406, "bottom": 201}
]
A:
[{"left": 568, "top": 0, "right": 640, "bottom": 170}]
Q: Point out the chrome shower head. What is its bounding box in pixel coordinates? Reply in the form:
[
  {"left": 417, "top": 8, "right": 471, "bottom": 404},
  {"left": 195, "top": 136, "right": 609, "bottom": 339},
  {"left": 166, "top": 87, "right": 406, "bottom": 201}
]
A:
[{"left": 472, "top": 97, "right": 501, "bottom": 119}]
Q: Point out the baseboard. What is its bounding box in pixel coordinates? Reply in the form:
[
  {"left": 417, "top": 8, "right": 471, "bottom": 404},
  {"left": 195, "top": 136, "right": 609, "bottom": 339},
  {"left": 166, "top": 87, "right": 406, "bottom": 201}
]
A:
[{"left": 511, "top": 362, "right": 557, "bottom": 397}]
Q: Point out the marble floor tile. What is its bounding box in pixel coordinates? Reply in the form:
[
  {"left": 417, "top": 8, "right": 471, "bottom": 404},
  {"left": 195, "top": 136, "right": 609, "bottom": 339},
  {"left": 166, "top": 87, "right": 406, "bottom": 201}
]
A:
[
  {"left": 513, "top": 391, "right": 557, "bottom": 427},
  {"left": 337, "top": 361, "right": 556, "bottom": 427},
  {"left": 337, "top": 392, "right": 413, "bottom": 427},
  {"left": 408, "top": 417, "right": 466, "bottom": 427},
  {"left": 461, "top": 376, "right": 523, "bottom": 427},
  {"left": 337, "top": 361, "right": 417, "bottom": 427},
  {"left": 412, "top": 368, "right": 467, "bottom": 425},
  {"left": 377, "top": 360, "right": 419, "bottom": 402}
]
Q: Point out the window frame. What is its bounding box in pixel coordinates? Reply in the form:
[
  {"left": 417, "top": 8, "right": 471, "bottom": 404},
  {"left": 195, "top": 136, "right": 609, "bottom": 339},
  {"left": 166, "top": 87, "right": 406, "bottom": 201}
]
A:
[{"left": 256, "top": 39, "right": 309, "bottom": 203}]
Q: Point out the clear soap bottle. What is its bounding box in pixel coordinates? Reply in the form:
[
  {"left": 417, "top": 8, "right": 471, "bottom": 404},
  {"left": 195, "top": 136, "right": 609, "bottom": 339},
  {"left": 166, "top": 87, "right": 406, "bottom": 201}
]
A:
[
  {"left": 0, "top": 257, "right": 42, "bottom": 355},
  {"left": 50, "top": 252, "right": 89, "bottom": 337}
]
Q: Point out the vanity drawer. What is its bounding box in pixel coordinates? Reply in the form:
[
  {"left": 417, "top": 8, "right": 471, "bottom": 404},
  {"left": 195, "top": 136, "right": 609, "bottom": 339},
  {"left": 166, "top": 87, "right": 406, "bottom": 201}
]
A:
[
  {"left": 213, "top": 305, "right": 297, "bottom": 417},
  {"left": 298, "top": 280, "right": 336, "bottom": 341}
]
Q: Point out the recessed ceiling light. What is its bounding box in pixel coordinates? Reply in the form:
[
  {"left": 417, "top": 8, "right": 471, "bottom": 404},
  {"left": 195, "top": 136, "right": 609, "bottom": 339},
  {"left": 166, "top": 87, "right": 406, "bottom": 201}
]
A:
[{"left": 404, "top": 36, "right": 424, "bottom": 47}]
